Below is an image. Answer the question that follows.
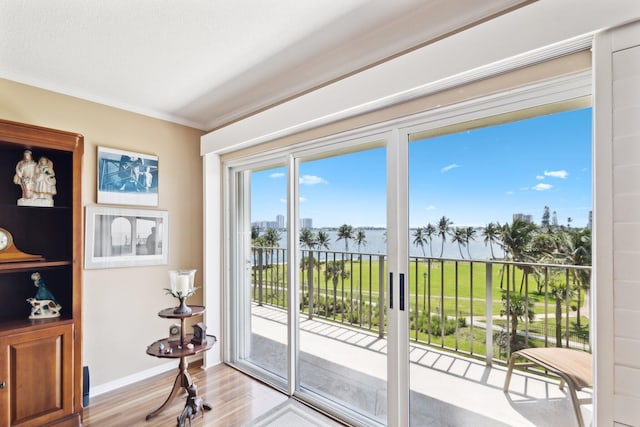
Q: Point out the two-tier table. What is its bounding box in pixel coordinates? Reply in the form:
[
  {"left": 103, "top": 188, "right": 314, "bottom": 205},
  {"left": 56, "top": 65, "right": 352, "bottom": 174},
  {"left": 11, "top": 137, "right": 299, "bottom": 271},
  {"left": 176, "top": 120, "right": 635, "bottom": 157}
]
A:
[{"left": 145, "top": 305, "right": 216, "bottom": 420}]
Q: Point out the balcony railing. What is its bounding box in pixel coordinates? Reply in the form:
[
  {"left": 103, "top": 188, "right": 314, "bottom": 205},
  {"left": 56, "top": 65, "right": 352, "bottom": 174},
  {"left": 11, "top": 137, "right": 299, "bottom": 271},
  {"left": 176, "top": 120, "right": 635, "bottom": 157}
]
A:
[{"left": 251, "top": 246, "right": 591, "bottom": 363}]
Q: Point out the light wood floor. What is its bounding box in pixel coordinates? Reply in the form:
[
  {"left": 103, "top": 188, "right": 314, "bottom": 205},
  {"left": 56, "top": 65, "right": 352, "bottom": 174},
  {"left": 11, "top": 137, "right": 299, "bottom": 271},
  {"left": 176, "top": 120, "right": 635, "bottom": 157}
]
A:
[{"left": 83, "top": 363, "right": 288, "bottom": 426}]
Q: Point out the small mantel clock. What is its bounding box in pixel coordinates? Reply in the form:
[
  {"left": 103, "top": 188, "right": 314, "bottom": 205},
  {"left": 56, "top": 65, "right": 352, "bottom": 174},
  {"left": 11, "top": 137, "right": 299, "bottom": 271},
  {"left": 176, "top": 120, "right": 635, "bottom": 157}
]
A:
[
  {"left": 0, "top": 226, "right": 43, "bottom": 263},
  {"left": 168, "top": 323, "right": 181, "bottom": 342}
]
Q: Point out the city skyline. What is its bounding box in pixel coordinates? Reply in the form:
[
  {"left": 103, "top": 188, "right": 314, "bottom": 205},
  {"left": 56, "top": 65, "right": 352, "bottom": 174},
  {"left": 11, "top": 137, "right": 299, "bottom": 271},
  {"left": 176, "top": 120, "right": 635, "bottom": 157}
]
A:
[{"left": 251, "top": 107, "right": 592, "bottom": 229}]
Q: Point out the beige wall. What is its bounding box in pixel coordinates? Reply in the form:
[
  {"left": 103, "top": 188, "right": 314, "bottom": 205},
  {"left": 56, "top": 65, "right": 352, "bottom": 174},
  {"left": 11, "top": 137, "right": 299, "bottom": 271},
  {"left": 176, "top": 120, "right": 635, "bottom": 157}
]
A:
[{"left": 0, "top": 78, "right": 205, "bottom": 390}]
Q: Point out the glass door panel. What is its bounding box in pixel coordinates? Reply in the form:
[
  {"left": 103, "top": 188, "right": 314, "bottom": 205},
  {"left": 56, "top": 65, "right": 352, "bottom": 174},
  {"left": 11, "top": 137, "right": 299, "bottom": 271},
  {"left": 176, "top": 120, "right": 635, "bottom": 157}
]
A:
[
  {"left": 407, "top": 107, "right": 593, "bottom": 425},
  {"left": 248, "top": 166, "right": 289, "bottom": 379},
  {"left": 232, "top": 164, "right": 289, "bottom": 385},
  {"left": 296, "top": 145, "right": 388, "bottom": 424}
]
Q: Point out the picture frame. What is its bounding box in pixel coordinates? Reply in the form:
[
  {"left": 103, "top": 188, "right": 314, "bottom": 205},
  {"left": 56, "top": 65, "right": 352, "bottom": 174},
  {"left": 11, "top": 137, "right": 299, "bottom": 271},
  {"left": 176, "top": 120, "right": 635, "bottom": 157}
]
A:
[
  {"left": 84, "top": 206, "right": 168, "bottom": 269},
  {"left": 97, "top": 146, "right": 158, "bottom": 206}
]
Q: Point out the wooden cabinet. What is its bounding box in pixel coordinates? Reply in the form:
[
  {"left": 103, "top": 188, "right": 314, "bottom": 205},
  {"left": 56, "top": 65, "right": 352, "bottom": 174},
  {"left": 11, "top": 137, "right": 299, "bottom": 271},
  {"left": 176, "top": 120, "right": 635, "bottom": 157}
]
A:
[
  {"left": 0, "top": 119, "right": 83, "bottom": 427},
  {"left": 0, "top": 323, "right": 74, "bottom": 426}
]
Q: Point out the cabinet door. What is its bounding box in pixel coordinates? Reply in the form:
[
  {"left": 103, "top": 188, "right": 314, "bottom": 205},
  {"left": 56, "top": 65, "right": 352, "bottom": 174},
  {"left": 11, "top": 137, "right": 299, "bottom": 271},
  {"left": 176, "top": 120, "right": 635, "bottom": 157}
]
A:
[{"left": 0, "top": 324, "right": 74, "bottom": 427}]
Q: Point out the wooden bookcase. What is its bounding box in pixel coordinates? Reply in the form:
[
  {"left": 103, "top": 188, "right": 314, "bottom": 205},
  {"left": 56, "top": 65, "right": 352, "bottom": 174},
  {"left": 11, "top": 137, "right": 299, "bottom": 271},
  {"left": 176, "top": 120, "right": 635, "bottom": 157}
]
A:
[{"left": 0, "top": 119, "right": 83, "bottom": 427}]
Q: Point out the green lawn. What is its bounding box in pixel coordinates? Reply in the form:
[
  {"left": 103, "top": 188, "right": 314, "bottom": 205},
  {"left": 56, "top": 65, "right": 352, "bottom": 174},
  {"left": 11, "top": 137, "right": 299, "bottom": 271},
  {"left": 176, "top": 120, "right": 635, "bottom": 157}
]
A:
[{"left": 258, "top": 257, "right": 585, "bottom": 317}]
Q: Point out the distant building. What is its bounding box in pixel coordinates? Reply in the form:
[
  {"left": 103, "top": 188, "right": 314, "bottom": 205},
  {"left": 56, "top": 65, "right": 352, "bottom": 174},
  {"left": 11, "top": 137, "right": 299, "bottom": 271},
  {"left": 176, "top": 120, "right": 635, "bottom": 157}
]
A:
[
  {"left": 513, "top": 213, "right": 533, "bottom": 223},
  {"left": 552, "top": 211, "right": 558, "bottom": 227},
  {"left": 300, "top": 218, "right": 313, "bottom": 229},
  {"left": 251, "top": 220, "right": 278, "bottom": 230},
  {"left": 587, "top": 211, "right": 593, "bottom": 229},
  {"left": 276, "top": 214, "right": 285, "bottom": 229}
]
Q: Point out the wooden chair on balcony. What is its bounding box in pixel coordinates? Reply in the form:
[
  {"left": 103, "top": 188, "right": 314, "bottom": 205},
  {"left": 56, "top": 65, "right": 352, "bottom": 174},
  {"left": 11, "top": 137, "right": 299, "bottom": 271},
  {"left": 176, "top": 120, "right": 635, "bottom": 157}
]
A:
[{"left": 503, "top": 347, "right": 593, "bottom": 427}]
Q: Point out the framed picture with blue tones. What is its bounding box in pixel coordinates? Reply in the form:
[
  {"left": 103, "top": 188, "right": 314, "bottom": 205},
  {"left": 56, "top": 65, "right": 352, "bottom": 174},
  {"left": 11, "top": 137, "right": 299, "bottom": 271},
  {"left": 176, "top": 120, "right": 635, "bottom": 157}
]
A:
[{"left": 97, "top": 146, "right": 158, "bottom": 206}]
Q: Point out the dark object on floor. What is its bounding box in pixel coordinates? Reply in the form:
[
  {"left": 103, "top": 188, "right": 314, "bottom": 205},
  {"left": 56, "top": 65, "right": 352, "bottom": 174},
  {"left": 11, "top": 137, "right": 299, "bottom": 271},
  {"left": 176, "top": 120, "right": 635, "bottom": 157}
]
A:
[{"left": 177, "top": 384, "right": 210, "bottom": 427}]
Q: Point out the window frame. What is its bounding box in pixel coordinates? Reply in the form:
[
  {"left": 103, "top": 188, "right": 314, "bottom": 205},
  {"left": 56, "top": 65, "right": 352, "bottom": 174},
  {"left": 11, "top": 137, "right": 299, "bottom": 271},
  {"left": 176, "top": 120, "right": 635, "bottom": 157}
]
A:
[{"left": 220, "top": 69, "right": 593, "bottom": 426}]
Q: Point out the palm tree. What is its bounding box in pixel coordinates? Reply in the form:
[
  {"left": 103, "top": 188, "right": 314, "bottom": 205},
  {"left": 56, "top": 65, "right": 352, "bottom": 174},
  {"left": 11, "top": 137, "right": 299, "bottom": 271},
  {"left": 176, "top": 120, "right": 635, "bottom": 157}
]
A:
[
  {"left": 464, "top": 226, "right": 476, "bottom": 259},
  {"left": 500, "top": 291, "right": 535, "bottom": 347},
  {"left": 529, "top": 229, "right": 562, "bottom": 260},
  {"left": 451, "top": 227, "right": 467, "bottom": 259},
  {"left": 252, "top": 236, "right": 265, "bottom": 247},
  {"left": 529, "top": 229, "right": 563, "bottom": 293},
  {"left": 262, "top": 227, "right": 282, "bottom": 267},
  {"left": 325, "top": 261, "right": 350, "bottom": 315},
  {"left": 315, "top": 230, "right": 331, "bottom": 250},
  {"left": 336, "top": 224, "right": 354, "bottom": 252},
  {"left": 437, "top": 216, "right": 452, "bottom": 257},
  {"left": 482, "top": 222, "right": 500, "bottom": 259},
  {"left": 500, "top": 219, "right": 535, "bottom": 262},
  {"left": 549, "top": 279, "right": 575, "bottom": 347},
  {"left": 299, "top": 228, "right": 316, "bottom": 250},
  {"left": 300, "top": 255, "right": 320, "bottom": 270},
  {"left": 425, "top": 223, "right": 436, "bottom": 257},
  {"left": 262, "top": 228, "right": 281, "bottom": 248},
  {"left": 252, "top": 233, "right": 266, "bottom": 271},
  {"left": 412, "top": 227, "right": 427, "bottom": 256},
  {"left": 355, "top": 230, "right": 367, "bottom": 253},
  {"left": 555, "top": 227, "right": 592, "bottom": 328},
  {"left": 500, "top": 219, "right": 536, "bottom": 291}
]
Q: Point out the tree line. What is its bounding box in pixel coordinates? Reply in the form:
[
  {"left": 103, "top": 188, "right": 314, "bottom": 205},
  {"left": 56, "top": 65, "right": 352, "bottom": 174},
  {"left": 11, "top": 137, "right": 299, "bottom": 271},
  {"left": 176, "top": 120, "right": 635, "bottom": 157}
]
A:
[
  {"left": 411, "top": 212, "right": 591, "bottom": 268},
  {"left": 252, "top": 207, "right": 591, "bottom": 270},
  {"left": 252, "top": 223, "right": 369, "bottom": 253}
]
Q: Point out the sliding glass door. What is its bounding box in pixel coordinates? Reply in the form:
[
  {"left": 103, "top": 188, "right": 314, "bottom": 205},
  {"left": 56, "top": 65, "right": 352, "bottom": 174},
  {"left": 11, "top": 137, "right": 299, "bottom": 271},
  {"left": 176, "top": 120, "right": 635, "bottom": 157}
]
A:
[{"left": 227, "top": 135, "right": 399, "bottom": 425}]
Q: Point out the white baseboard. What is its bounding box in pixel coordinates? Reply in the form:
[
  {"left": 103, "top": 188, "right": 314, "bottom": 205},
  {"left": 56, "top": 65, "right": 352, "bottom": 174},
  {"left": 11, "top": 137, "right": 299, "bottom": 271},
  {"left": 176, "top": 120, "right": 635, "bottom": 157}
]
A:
[
  {"left": 89, "top": 353, "right": 224, "bottom": 398},
  {"left": 89, "top": 359, "right": 181, "bottom": 398}
]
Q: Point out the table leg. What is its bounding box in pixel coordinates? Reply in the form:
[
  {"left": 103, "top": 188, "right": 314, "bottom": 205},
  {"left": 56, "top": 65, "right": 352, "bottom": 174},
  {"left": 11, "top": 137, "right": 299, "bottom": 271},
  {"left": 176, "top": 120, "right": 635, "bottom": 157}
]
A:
[{"left": 146, "top": 357, "right": 192, "bottom": 421}]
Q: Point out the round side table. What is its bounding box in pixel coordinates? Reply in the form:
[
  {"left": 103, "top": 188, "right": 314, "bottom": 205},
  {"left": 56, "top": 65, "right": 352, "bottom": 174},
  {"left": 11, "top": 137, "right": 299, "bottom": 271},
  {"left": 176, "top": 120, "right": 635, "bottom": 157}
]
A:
[{"left": 145, "top": 305, "right": 216, "bottom": 421}]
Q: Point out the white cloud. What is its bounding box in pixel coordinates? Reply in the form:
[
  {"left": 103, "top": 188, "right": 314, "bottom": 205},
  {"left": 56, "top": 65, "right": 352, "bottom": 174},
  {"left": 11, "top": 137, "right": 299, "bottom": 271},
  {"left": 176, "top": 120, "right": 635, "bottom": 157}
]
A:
[
  {"left": 281, "top": 197, "right": 306, "bottom": 203},
  {"left": 506, "top": 191, "right": 514, "bottom": 195},
  {"left": 279, "top": 198, "right": 286, "bottom": 203},
  {"left": 533, "top": 183, "right": 553, "bottom": 191},
  {"left": 269, "top": 172, "right": 285, "bottom": 179},
  {"left": 536, "top": 175, "right": 544, "bottom": 180},
  {"left": 425, "top": 205, "right": 436, "bottom": 211},
  {"left": 544, "top": 170, "right": 568, "bottom": 179},
  {"left": 441, "top": 164, "right": 460, "bottom": 173},
  {"left": 299, "top": 174, "right": 328, "bottom": 185}
]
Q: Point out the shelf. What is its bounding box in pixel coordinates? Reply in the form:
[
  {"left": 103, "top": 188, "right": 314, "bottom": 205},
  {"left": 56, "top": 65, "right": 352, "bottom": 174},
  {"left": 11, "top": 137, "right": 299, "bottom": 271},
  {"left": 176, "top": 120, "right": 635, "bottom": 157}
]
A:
[
  {"left": 0, "top": 203, "right": 72, "bottom": 210},
  {"left": 146, "top": 334, "right": 217, "bottom": 359},
  {"left": 158, "top": 305, "right": 205, "bottom": 319},
  {"left": 0, "top": 259, "right": 72, "bottom": 273}
]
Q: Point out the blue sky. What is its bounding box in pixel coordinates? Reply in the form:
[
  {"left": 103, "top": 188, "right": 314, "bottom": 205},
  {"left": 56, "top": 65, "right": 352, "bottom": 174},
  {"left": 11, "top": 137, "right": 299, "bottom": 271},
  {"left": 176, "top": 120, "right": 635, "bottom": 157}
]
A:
[{"left": 251, "top": 107, "right": 592, "bottom": 229}]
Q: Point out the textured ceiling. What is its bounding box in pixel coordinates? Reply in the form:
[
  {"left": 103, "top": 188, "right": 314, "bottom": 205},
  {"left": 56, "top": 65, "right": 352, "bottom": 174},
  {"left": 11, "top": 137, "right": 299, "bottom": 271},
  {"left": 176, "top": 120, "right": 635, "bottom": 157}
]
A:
[{"left": 0, "top": 0, "right": 530, "bottom": 131}]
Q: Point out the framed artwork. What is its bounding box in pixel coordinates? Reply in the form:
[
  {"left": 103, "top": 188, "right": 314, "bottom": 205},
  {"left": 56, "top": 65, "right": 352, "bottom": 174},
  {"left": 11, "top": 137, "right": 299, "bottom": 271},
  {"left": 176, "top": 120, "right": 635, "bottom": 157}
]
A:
[
  {"left": 84, "top": 206, "right": 168, "bottom": 269},
  {"left": 97, "top": 146, "right": 158, "bottom": 206}
]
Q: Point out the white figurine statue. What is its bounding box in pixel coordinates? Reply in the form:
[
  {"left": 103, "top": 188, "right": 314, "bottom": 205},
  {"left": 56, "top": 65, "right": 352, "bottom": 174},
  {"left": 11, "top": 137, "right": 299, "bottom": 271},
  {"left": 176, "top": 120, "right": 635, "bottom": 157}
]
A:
[
  {"left": 13, "top": 149, "right": 37, "bottom": 204},
  {"left": 13, "top": 150, "right": 57, "bottom": 207},
  {"left": 34, "top": 156, "right": 57, "bottom": 204}
]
